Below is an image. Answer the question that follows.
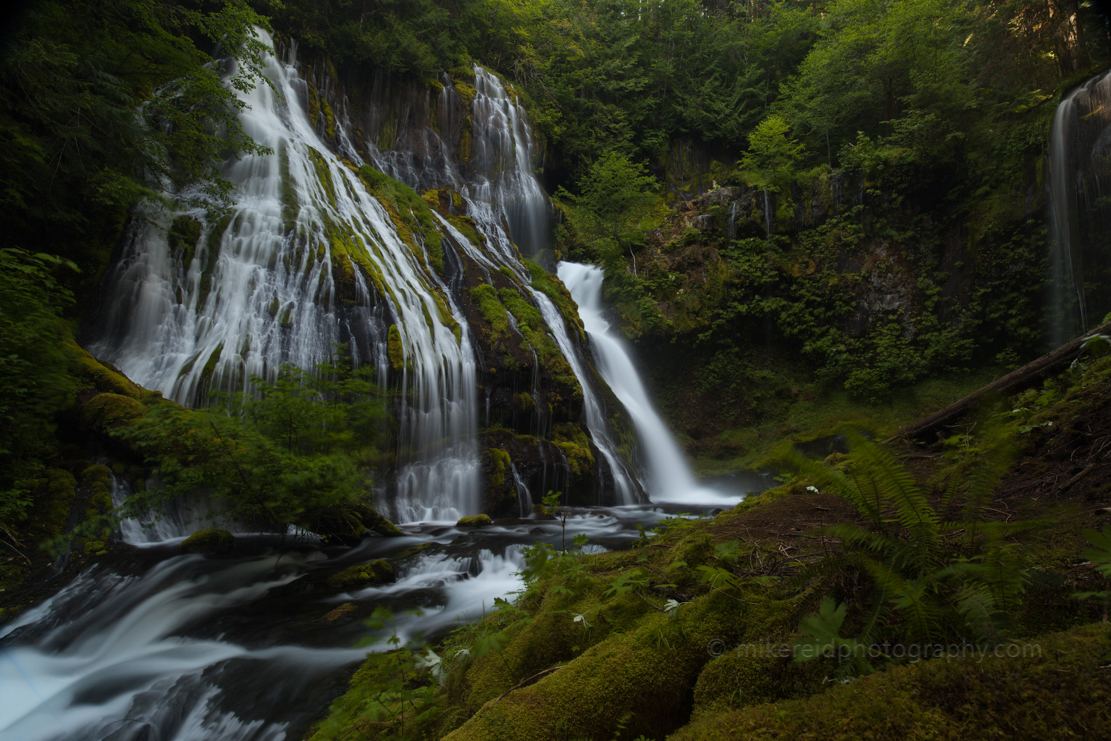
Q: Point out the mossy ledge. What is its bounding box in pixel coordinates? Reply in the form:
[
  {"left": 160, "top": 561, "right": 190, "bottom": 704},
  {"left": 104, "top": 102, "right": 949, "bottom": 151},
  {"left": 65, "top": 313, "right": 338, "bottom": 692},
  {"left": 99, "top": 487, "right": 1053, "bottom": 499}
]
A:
[{"left": 180, "top": 529, "right": 234, "bottom": 556}]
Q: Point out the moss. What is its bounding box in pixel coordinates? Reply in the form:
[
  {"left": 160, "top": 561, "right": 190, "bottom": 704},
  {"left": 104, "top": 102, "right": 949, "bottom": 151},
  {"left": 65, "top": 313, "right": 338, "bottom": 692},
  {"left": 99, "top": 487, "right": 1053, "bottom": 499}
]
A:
[
  {"left": 551, "top": 423, "right": 595, "bottom": 478},
  {"left": 309, "top": 147, "right": 338, "bottom": 207},
  {"left": 168, "top": 216, "right": 202, "bottom": 271},
  {"left": 321, "top": 97, "right": 336, "bottom": 139},
  {"left": 526, "top": 261, "right": 587, "bottom": 344},
  {"left": 487, "top": 447, "right": 510, "bottom": 490},
  {"left": 470, "top": 284, "right": 510, "bottom": 341},
  {"left": 200, "top": 343, "right": 223, "bottom": 380},
  {"left": 197, "top": 213, "right": 231, "bottom": 309},
  {"left": 32, "top": 469, "right": 77, "bottom": 540},
  {"left": 327, "top": 559, "right": 395, "bottom": 589},
  {"left": 70, "top": 343, "right": 142, "bottom": 399},
  {"left": 691, "top": 648, "right": 825, "bottom": 718},
  {"left": 80, "top": 393, "right": 147, "bottom": 432},
  {"left": 180, "top": 528, "right": 235, "bottom": 555},
  {"left": 459, "top": 117, "right": 473, "bottom": 162},
  {"left": 387, "top": 324, "right": 405, "bottom": 372},
  {"left": 357, "top": 165, "right": 444, "bottom": 274},
  {"left": 672, "top": 623, "right": 1111, "bottom": 741},
  {"left": 358, "top": 504, "right": 405, "bottom": 537},
  {"left": 456, "top": 514, "right": 493, "bottom": 528}
]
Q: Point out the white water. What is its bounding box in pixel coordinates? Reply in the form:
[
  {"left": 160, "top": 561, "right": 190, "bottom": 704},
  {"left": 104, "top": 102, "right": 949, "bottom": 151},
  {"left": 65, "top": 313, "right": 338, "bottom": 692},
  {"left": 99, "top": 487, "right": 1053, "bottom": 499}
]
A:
[
  {"left": 0, "top": 553, "right": 361, "bottom": 741},
  {"left": 465, "top": 68, "right": 550, "bottom": 256},
  {"left": 558, "top": 263, "right": 741, "bottom": 506},
  {"left": 87, "top": 29, "right": 481, "bottom": 523},
  {"left": 530, "top": 288, "right": 642, "bottom": 505}
]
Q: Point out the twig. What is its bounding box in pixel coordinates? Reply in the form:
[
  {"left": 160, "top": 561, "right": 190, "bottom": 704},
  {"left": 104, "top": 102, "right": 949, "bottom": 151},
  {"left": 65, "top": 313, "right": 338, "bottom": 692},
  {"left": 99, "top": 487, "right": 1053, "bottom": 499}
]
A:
[{"left": 491, "top": 664, "right": 563, "bottom": 704}]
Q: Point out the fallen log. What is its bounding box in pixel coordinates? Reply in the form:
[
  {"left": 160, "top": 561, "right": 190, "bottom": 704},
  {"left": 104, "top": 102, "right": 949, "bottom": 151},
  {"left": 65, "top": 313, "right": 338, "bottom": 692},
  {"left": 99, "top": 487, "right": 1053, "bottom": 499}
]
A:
[{"left": 884, "top": 321, "right": 1111, "bottom": 444}]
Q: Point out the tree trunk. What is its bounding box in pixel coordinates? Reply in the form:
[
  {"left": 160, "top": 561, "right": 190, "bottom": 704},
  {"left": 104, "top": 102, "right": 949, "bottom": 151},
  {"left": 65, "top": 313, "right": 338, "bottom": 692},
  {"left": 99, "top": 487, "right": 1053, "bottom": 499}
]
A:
[{"left": 884, "top": 321, "right": 1111, "bottom": 444}]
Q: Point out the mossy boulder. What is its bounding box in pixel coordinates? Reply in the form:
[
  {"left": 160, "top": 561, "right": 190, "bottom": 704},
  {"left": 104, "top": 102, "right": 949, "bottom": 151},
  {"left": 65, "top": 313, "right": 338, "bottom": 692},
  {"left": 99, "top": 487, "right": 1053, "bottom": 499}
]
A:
[
  {"left": 456, "top": 514, "right": 492, "bottom": 528},
  {"left": 671, "top": 623, "right": 1111, "bottom": 741},
  {"left": 70, "top": 343, "right": 143, "bottom": 399},
  {"left": 327, "top": 559, "right": 396, "bottom": 590},
  {"left": 308, "top": 504, "right": 404, "bottom": 544},
  {"left": 180, "top": 528, "right": 235, "bottom": 555},
  {"left": 80, "top": 393, "right": 147, "bottom": 432}
]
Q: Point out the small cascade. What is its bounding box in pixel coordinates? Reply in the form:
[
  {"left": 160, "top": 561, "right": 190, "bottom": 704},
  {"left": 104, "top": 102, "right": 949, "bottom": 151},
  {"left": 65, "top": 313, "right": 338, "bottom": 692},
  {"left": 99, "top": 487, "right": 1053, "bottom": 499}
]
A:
[
  {"left": 466, "top": 67, "right": 550, "bottom": 255},
  {"left": 510, "top": 463, "right": 533, "bottom": 516},
  {"left": 108, "top": 472, "right": 194, "bottom": 545},
  {"left": 529, "top": 288, "right": 641, "bottom": 505},
  {"left": 558, "top": 263, "right": 741, "bottom": 506},
  {"left": 87, "top": 29, "right": 481, "bottom": 523},
  {"left": 1048, "top": 69, "right": 1111, "bottom": 346}
]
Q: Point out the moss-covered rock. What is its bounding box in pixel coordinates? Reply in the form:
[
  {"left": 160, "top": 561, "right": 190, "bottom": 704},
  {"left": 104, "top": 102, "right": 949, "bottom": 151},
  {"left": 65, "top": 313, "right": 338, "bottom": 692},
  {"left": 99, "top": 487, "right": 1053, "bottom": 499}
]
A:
[
  {"left": 180, "top": 528, "right": 234, "bottom": 555},
  {"left": 70, "top": 343, "right": 143, "bottom": 399},
  {"left": 456, "top": 514, "right": 493, "bottom": 528},
  {"left": 387, "top": 324, "right": 404, "bottom": 372},
  {"left": 307, "top": 504, "right": 404, "bottom": 544},
  {"left": 671, "top": 623, "right": 1111, "bottom": 741},
  {"left": 327, "top": 559, "right": 396, "bottom": 590},
  {"left": 79, "top": 393, "right": 147, "bottom": 432}
]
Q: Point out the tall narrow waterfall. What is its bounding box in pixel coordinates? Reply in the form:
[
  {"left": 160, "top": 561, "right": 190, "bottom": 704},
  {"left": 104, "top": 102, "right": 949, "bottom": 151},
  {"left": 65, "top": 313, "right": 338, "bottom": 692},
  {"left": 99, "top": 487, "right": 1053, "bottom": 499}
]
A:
[
  {"left": 88, "top": 29, "right": 480, "bottom": 522},
  {"left": 559, "top": 263, "right": 741, "bottom": 506},
  {"left": 1047, "top": 70, "right": 1111, "bottom": 347},
  {"left": 530, "top": 288, "right": 642, "bottom": 505}
]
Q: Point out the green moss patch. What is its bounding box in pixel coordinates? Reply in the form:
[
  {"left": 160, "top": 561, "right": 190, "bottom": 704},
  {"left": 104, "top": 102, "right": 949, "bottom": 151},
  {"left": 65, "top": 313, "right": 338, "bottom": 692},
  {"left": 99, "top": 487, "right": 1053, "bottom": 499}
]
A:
[
  {"left": 180, "top": 528, "right": 234, "bottom": 555},
  {"left": 456, "top": 514, "right": 492, "bottom": 528},
  {"left": 327, "top": 559, "right": 395, "bottom": 589},
  {"left": 80, "top": 393, "right": 147, "bottom": 432}
]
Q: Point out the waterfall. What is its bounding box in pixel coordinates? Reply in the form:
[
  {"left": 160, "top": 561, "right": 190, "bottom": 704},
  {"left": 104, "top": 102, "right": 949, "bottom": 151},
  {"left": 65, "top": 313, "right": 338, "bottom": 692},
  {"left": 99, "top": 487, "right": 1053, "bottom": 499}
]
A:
[
  {"left": 466, "top": 67, "right": 550, "bottom": 255},
  {"left": 108, "top": 471, "right": 194, "bottom": 545},
  {"left": 87, "top": 29, "right": 480, "bottom": 523},
  {"left": 558, "top": 263, "right": 741, "bottom": 506},
  {"left": 1047, "top": 69, "right": 1111, "bottom": 347},
  {"left": 530, "top": 288, "right": 642, "bottom": 505}
]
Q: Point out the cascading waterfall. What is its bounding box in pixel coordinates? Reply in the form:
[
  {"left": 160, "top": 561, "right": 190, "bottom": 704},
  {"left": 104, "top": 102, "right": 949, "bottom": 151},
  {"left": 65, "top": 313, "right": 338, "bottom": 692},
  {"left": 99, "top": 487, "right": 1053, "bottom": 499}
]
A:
[
  {"left": 108, "top": 471, "right": 194, "bottom": 545},
  {"left": 466, "top": 68, "right": 551, "bottom": 256},
  {"left": 1047, "top": 69, "right": 1111, "bottom": 347},
  {"left": 559, "top": 263, "right": 741, "bottom": 506},
  {"left": 87, "top": 29, "right": 480, "bottom": 523},
  {"left": 529, "top": 288, "right": 641, "bottom": 505}
]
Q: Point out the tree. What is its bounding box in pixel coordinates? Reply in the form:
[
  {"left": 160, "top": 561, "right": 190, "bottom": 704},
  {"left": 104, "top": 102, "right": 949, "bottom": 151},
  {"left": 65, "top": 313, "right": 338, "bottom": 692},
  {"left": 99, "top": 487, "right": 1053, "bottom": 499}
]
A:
[
  {"left": 558, "top": 152, "right": 658, "bottom": 274},
  {"left": 117, "top": 357, "right": 388, "bottom": 533},
  {"left": 739, "top": 115, "right": 806, "bottom": 194},
  {"left": 0, "top": 249, "right": 78, "bottom": 542}
]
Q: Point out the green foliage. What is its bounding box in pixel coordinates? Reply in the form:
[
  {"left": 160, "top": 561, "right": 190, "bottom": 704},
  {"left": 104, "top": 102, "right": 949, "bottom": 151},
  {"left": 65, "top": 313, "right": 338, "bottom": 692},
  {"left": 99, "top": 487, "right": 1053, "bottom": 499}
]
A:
[
  {"left": 785, "top": 429, "right": 1029, "bottom": 674},
  {"left": 557, "top": 152, "right": 659, "bottom": 273},
  {"left": 738, "top": 115, "right": 807, "bottom": 197},
  {"left": 116, "top": 355, "right": 387, "bottom": 533},
  {"left": 0, "top": 0, "right": 272, "bottom": 241},
  {"left": 0, "top": 249, "right": 79, "bottom": 539}
]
